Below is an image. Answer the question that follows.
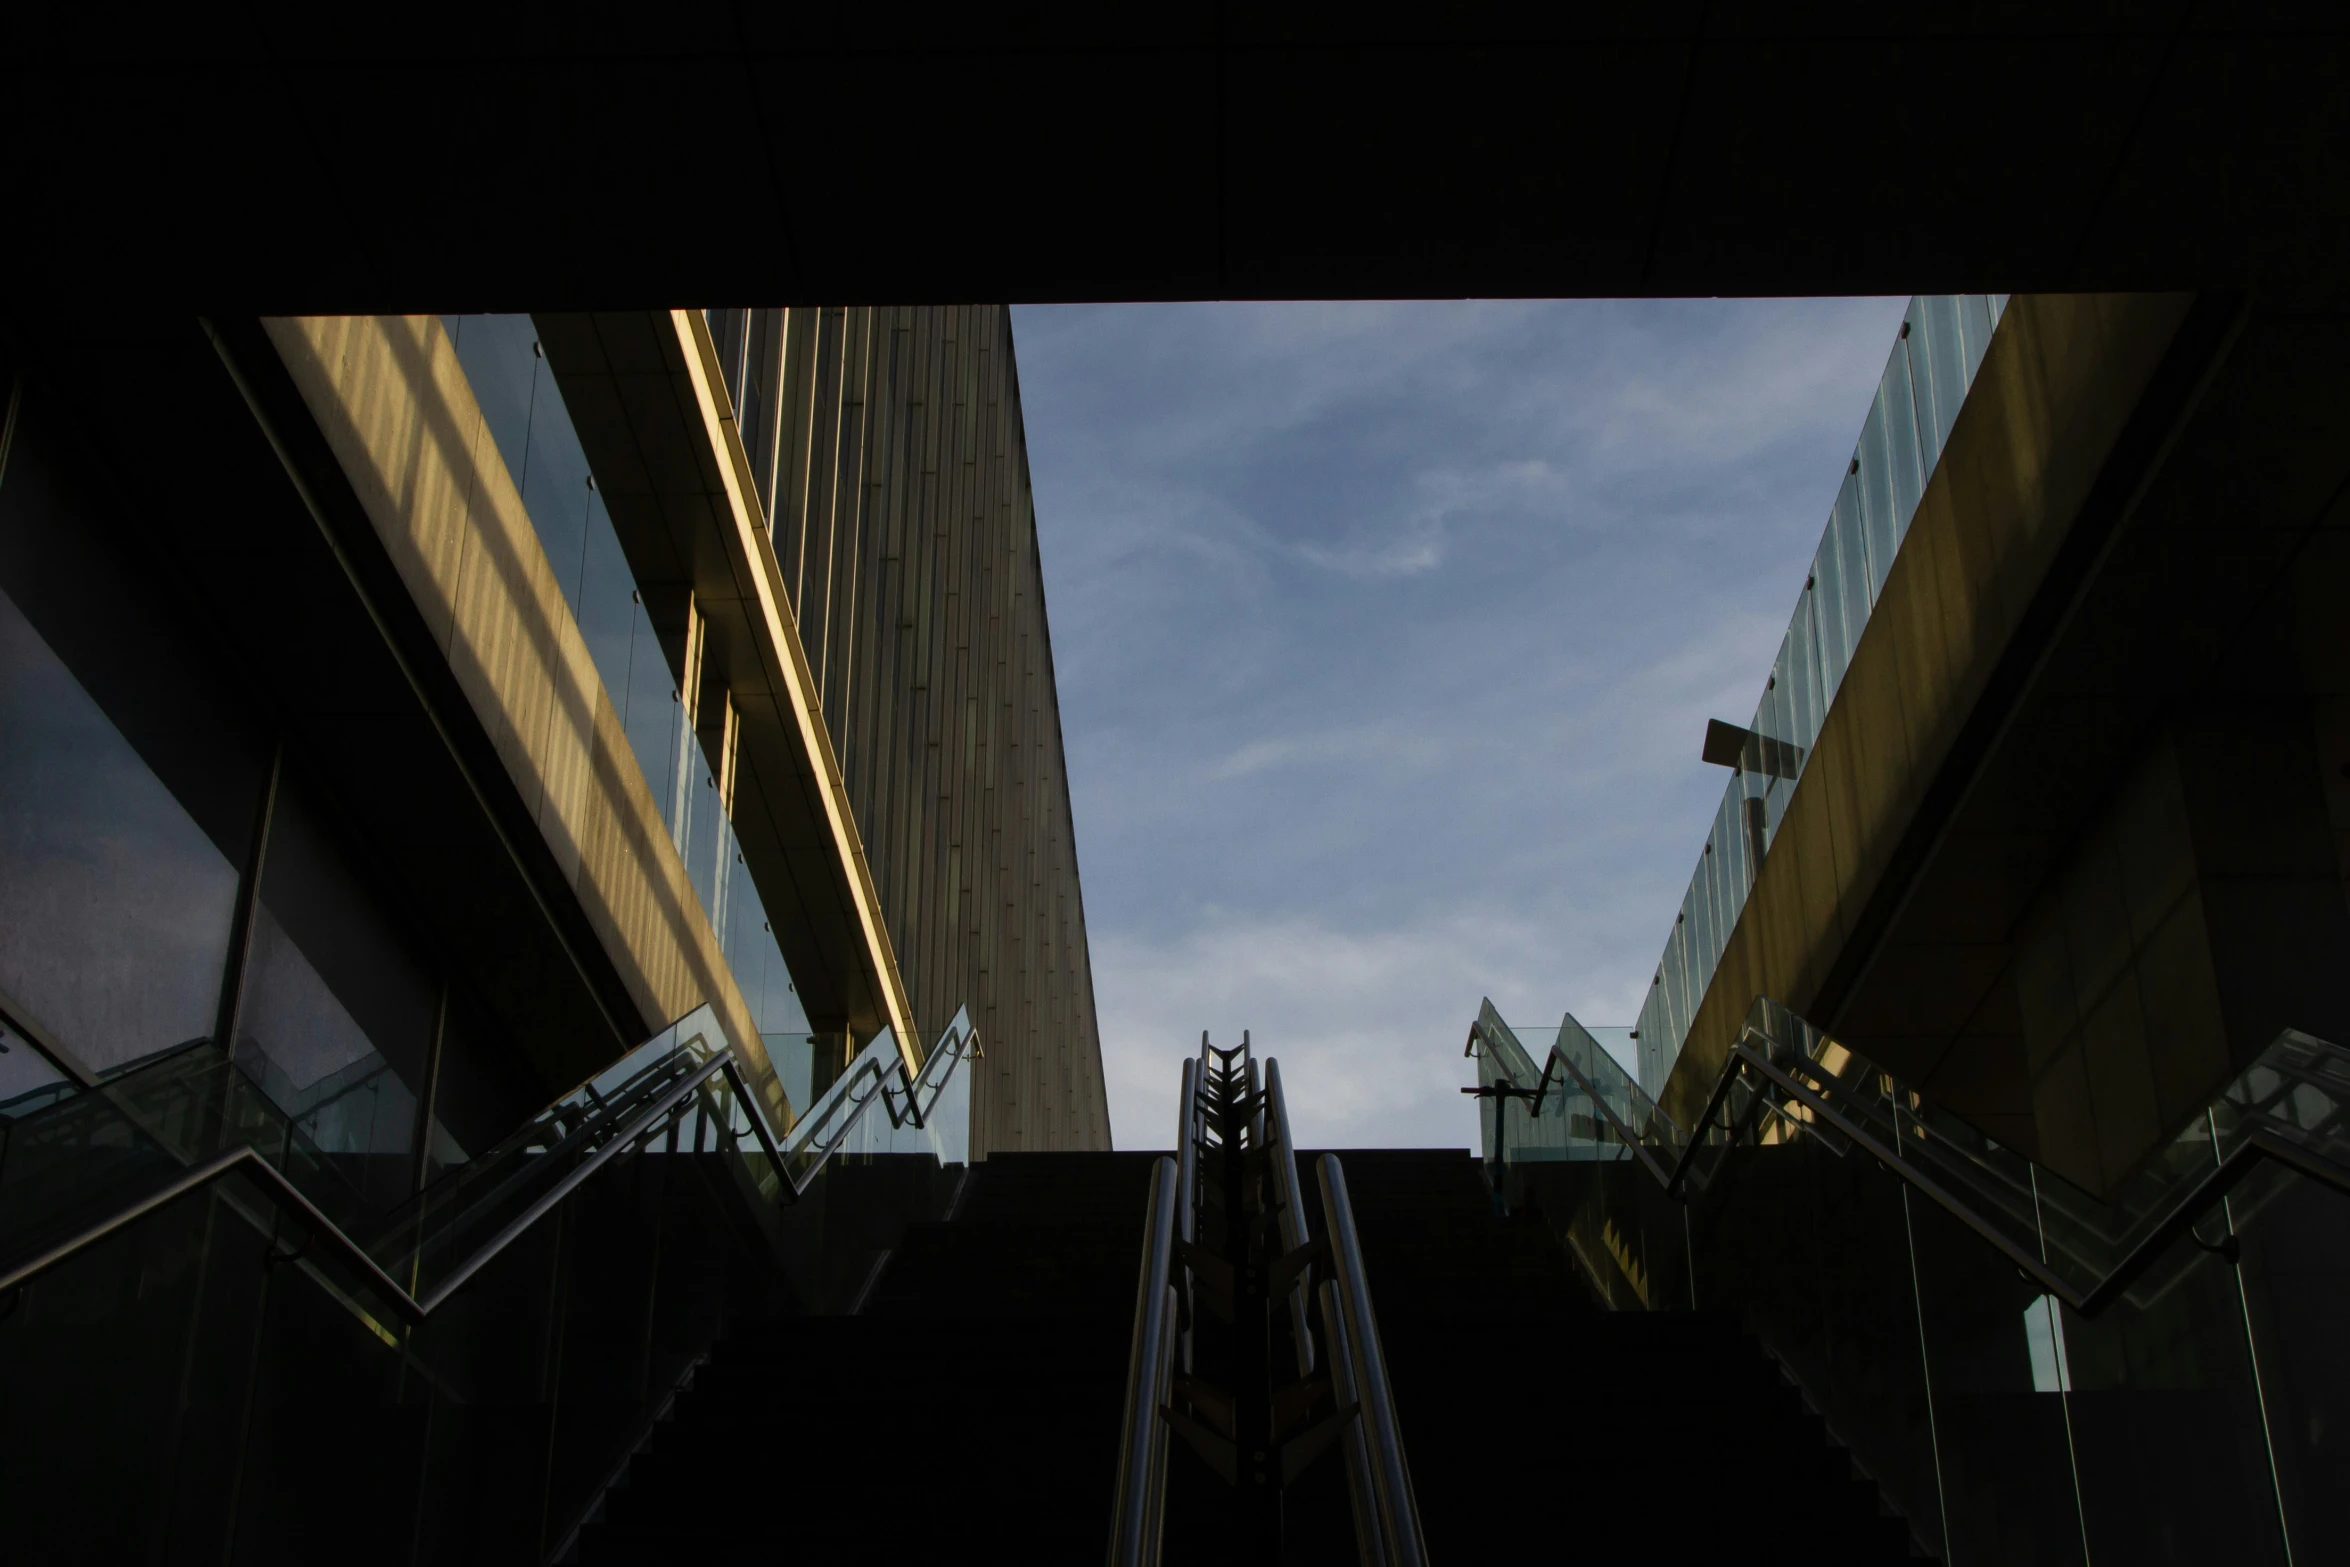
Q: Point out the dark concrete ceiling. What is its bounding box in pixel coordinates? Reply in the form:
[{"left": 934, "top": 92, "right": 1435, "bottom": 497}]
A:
[{"left": 6, "top": 5, "right": 2346, "bottom": 309}]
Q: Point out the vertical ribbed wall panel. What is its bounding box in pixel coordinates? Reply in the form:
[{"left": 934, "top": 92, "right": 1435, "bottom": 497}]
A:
[{"left": 718, "top": 304, "right": 1109, "bottom": 1155}]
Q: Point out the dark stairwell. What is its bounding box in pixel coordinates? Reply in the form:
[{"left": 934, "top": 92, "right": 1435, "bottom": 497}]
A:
[{"left": 573, "top": 1130, "right": 1918, "bottom": 1562}]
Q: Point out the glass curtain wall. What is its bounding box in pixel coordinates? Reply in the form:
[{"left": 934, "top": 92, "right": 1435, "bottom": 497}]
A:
[
  {"left": 0, "top": 363, "right": 538, "bottom": 1206},
  {"left": 1634, "top": 295, "right": 2007, "bottom": 1096},
  {"left": 441, "top": 317, "right": 817, "bottom": 1109}
]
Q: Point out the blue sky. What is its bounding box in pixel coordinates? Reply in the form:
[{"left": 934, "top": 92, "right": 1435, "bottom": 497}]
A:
[{"left": 1011, "top": 299, "right": 1909, "bottom": 1153}]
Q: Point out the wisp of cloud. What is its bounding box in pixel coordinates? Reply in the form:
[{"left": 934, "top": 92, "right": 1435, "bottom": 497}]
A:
[{"left": 1013, "top": 299, "right": 1909, "bottom": 1152}]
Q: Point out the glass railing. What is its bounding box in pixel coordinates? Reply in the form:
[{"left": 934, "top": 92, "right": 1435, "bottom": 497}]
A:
[
  {"left": 0, "top": 1003, "right": 983, "bottom": 1564},
  {"left": 1633, "top": 296, "right": 2010, "bottom": 1098},
  {"left": 1477, "top": 997, "right": 2350, "bottom": 1312},
  {"left": 440, "top": 314, "right": 816, "bottom": 1094},
  {"left": 1469, "top": 996, "right": 2348, "bottom": 1563},
  {"left": 0, "top": 1001, "right": 982, "bottom": 1318},
  {"left": 1721, "top": 1001, "right": 2350, "bottom": 1314}
]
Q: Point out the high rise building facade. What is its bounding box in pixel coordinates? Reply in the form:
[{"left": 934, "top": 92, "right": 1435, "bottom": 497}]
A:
[
  {"left": 0, "top": 307, "right": 1104, "bottom": 1159},
  {"left": 0, "top": 307, "right": 1109, "bottom": 1558}
]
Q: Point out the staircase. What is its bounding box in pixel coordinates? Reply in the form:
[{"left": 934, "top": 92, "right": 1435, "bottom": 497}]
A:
[
  {"left": 1321, "top": 1149, "right": 1921, "bottom": 1561},
  {"left": 574, "top": 1152, "right": 1161, "bottom": 1564},
  {"left": 575, "top": 1144, "right": 1921, "bottom": 1563}
]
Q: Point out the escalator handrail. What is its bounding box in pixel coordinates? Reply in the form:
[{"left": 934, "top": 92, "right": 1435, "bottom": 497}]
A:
[
  {"left": 1470, "top": 1010, "right": 2350, "bottom": 1317},
  {"left": 1107, "top": 1155, "right": 1180, "bottom": 1567},
  {"left": 0, "top": 1011, "right": 980, "bottom": 1321},
  {"left": 1314, "top": 1151, "right": 1427, "bottom": 1567},
  {"left": 1108, "top": 1041, "right": 1424, "bottom": 1567},
  {"left": 1262, "top": 1058, "right": 1316, "bottom": 1375}
]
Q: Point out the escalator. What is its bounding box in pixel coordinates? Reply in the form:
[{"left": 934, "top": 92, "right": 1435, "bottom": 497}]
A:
[
  {"left": 1100, "top": 1037, "right": 1914, "bottom": 1565},
  {"left": 10, "top": 989, "right": 2342, "bottom": 1562}
]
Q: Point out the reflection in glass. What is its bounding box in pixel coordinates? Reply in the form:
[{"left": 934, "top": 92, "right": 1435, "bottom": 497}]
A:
[
  {"left": 0, "top": 581, "right": 240, "bottom": 1076},
  {"left": 2025, "top": 1295, "right": 2074, "bottom": 1393},
  {"left": 444, "top": 313, "right": 822, "bottom": 1119},
  {"left": 235, "top": 909, "right": 419, "bottom": 1186},
  {"left": 0, "top": 1017, "right": 71, "bottom": 1119},
  {"left": 1479, "top": 1000, "right": 2321, "bottom": 1562},
  {"left": 233, "top": 773, "right": 436, "bottom": 1214}
]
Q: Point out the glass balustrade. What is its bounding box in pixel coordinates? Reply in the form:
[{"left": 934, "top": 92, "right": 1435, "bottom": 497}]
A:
[
  {"left": 1472, "top": 997, "right": 2346, "bottom": 1564},
  {"left": 1633, "top": 296, "right": 2009, "bottom": 1099},
  {"left": 0, "top": 998, "right": 981, "bottom": 1563}
]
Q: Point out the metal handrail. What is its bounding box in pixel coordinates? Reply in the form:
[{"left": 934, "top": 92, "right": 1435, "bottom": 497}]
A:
[
  {"left": 1109, "top": 1040, "right": 1424, "bottom": 1567},
  {"left": 0, "top": 1047, "right": 725, "bottom": 1319},
  {"left": 1107, "top": 1156, "right": 1180, "bottom": 1567},
  {"left": 1262, "top": 1059, "right": 1316, "bottom": 1375},
  {"left": 0, "top": 1011, "right": 979, "bottom": 1323},
  {"left": 1317, "top": 1278, "right": 1384, "bottom": 1567},
  {"left": 1470, "top": 1011, "right": 2350, "bottom": 1318},
  {"left": 1315, "top": 1153, "right": 1428, "bottom": 1567}
]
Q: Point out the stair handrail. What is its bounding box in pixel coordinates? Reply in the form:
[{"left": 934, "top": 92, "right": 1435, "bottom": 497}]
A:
[
  {"left": 1107, "top": 1155, "right": 1181, "bottom": 1567},
  {"left": 0, "top": 1006, "right": 981, "bottom": 1324},
  {"left": 1466, "top": 1000, "right": 2350, "bottom": 1317},
  {"left": 1313, "top": 1150, "right": 1429, "bottom": 1567},
  {"left": 1109, "top": 1036, "right": 1207, "bottom": 1567}
]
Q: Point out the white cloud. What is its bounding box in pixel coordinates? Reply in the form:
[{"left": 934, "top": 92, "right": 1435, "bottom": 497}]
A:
[
  {"left": 1016, "top": 298, "right": 1913, "bottom": 1150},
  {"left": 1205, "top": 721, "right": 1444, "bottom": 783},
  {"left": 1094, "top": 912, "right": 1559, "bottom": 1152}
]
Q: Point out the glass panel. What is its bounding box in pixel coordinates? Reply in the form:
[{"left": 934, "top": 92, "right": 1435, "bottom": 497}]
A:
[
  {"left": 1817, "top": 472, "right": 1871, "bottom": 700},
  {"left": 1810, "top": 540, "right": 1849, "bottom": 702},
  {"left": 1636, "top": 299, "right": 2005, "bottom": 1098},
  {"left": 1480, "top": 999, "right": 2333, "bottom": 1563},
  {"left": 2061, "top": 1246, "right": 2286, "bottom": 1563},
  {"left": 575, "top": 494, "right": 638, "bottom": 713},
  {"left": 0, "top": 1015, "right": 72, "bottom": 1120},
  {"left": 446, "top": 315, "right": 687, "bottom": 829},
  {"left": 620, "top": 604, "right": 684, "bottom": 825},
  {"left": 1905, "top": 297, "right": 1948, "bottom": 473},
  {"left": 518, "top": 371, "right": 597, "bottom": 622},
  {"left": 1789, "top": 588, "right": 1825, "bottom": 755},
  {"left": 2235, "top": 1173, "right": 2350, "bottom": 1560},
  {"left": 1880, "top": 339, "right": 1928, "bottom": 582},
  {"left": 424, "top": 984, "right": 545, "bottom": 1172},
  {"left": 1959, "top": 294, "right": 1998, "bottom": 384},
  {"left": 443, "top": 313, "right": 821, "bottom": 1096},
  {"left": 233, "top": 771, "right": 436, "bottom": 1219},
  {"left": 0, "top": 501, "right": 248, "bottom": 1079},
  {"left": 0, "top": 1180, "right": 267, "bottom": 1562},
  {"left": 0, "top": 1029, "right": 773, "bottom": 1564},
  {"left": 1921, "top": 295, "right": 1975, "bottom": 467},
  {"left": 1681, "top": 891, "right": 1713, "bottom": 1016}
]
